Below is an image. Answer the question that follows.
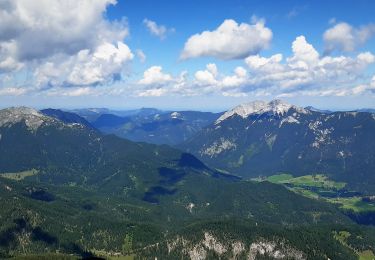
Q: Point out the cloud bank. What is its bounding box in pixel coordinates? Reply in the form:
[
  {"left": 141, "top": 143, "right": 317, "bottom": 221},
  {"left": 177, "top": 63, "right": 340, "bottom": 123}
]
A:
[{"left": 139, "top": 35, "right": 375, "bottom": 98}]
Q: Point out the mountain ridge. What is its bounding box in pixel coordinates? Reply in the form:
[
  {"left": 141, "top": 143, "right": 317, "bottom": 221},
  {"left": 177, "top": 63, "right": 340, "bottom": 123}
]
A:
[
  {"left": 215, "top": 99, "right": 308, "bottom": 124},
  {"left": 181, "top": 100, "right": 375, "bottom": 193}
]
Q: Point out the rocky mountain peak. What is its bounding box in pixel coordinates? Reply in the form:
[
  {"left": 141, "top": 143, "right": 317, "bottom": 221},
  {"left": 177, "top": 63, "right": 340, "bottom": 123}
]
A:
[
  {"left": 216, "top": 99, "right": 306, "bottom": 124},
  {"left": 0, "top": 106, "right": 53, "bottom": 131}
]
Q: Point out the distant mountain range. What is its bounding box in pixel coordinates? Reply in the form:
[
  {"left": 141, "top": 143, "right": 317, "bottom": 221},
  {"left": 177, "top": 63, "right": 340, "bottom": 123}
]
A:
[
  {"left": 38, "top": 103, "right": 375, "bottom": 194},
  {"left": 358, "top": 108, "right": 375, "bottom": 113},
  {"left": 71, "top": 108, "right": 222, "bottom": 145},
  {"left": 33, "top": 103, "right": 375, "bottom": 194},
  {"left": 304, "top": 106, "right": 332, "bottom": 114},
  {"left": 69, "top": 107, "right": 162, "bottom": 121},
  {"left": 42, "top": 105, "right": 375, "bottom": 149}
]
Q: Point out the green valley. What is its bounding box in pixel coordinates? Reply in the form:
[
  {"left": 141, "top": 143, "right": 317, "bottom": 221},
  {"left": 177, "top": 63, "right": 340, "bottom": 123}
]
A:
[{"left": 260, "top": 173, "right": 375, "bottom": 214}]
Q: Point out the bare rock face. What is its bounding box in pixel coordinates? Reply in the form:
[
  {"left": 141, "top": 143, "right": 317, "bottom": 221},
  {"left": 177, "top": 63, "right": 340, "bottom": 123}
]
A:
[
  {"left": 202, "top": 232, "right": 227, "bottom": 255},
  {"left": 248, "top": 240, "right": 305, "bottom": 260},
  {"left": 165, "top": 232, "right": 305, "bottom": 260},
  {"left": 0, "top": 107, "right": 86, "bottom": 132},
  {"left": 215, "top": 99, "right": 307, "bottom": 124},
  {"left": 0, "top": 107, "right": 53, "bottom": 131}
]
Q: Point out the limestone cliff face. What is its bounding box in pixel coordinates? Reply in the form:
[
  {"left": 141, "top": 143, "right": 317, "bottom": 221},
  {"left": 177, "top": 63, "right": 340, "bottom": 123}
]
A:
[{"left": 164, "top": 232, "right": 305, "bottom": 260}]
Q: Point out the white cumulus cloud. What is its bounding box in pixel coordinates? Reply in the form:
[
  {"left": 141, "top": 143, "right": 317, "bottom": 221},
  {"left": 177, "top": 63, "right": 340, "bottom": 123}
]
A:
[
  {"left": 323, "top": 22, "right": 375, "bottom": 53},
  {"left": 243, "top": 36, "right": 375, "bottom": 96},
  {"left": 194, "top": 64, "right": 248, "bottom": 93},
  {"left": 194, "top": 64, "right": 218, "bottom": 86},
  {"left": 221, "top": 67, "right": 248, "bottom": 89},
  {"left": 136, "top": 68, "right": 190, "bottom": 97},
  {"left": 34, "top": 41, "right": 133, "bottom": 87},
  {"left": 180, "top": 19, "right": 272, "bottom": 60},
  {"left": 0, "top": 0, "right": 133, "bottom": 89},
  {"left": 245, "top": 54, "right": 283, "bottom": 71},
  {"left": 138, "top": 66, "right": 173, "bottom": 86}
]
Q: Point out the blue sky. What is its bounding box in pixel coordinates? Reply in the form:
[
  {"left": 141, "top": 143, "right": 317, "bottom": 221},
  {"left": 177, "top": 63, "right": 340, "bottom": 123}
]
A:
[
  {"left": 108, "top": 0, "right": 375, "bottom": 73},
  {"left": 0, "top": 0, "right": 375, "bottom": 111}
]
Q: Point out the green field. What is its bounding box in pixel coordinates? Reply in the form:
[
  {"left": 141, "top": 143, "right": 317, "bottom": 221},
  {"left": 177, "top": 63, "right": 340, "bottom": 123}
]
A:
[
  {"left": 0, "top": 169, "right": 38, "bottom": 181},
  {"left": 266, "top": 173, "right": 293, "bottom": 183},
  {"left": 330, "top": 197, "right": 375, "bottom": 212},
  {"left": 289, "top": 174, "right": 346, "bottom": 189},
  {"left": 262, "top": 173, "right": 375, "bottom": 212},
  {"left": 266, "top": 173, "right": 346, "bottom": 189}
]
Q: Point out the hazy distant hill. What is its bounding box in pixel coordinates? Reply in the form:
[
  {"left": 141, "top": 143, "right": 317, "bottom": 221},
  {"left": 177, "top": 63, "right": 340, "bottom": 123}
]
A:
[
  {"left": 88, "top": 110, "right": 222, "bottom": 145},
  {"left": 71, "top": 107, "right": 162, "bottom": 122}
]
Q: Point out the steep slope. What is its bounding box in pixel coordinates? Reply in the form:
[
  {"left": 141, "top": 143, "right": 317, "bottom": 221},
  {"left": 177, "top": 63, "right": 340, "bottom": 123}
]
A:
[
  {"left": 0, "top": 107, "right": 221, "bottom": 196},
  {"left": 182, "top": 100, "right": 375, "bottom": 192},
  {"left": 41, "top": 108, "right": 93, "bottom": 128}
]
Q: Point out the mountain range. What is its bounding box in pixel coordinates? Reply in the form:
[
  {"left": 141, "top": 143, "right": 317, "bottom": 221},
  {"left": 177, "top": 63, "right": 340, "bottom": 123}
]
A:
[
  {"left": 1, "top": 104, "right": 375, "bottom": 259},
  {"left": 181, "top": 100, "right": 375, "bottom": 194},
  {"left": 72, "top": 108, "right": 222, "bottom": 145}
]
